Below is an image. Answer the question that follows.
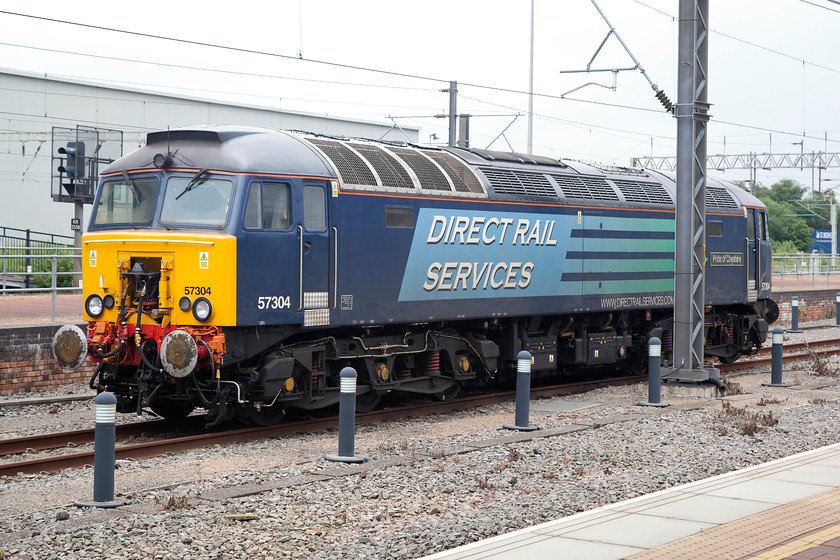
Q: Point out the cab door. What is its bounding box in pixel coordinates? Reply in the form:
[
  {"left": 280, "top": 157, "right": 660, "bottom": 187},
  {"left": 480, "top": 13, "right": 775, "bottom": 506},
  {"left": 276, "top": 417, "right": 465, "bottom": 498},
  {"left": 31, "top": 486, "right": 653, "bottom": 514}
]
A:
[
  {"left": 297, "top": 183, "right": 331, "bottom": 327},
  {"left": 757, "top": 210, "right": 772, "bottom": 298},
  {"left": 746, "top": 208, "right": 758, "bottom": 301}
]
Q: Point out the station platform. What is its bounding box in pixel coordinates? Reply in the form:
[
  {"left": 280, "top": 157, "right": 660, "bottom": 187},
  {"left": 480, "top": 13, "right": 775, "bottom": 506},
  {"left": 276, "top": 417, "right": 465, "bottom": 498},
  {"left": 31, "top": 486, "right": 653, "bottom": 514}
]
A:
[{"left": 419, "top": 442, "right": 840, "bottom": 560}]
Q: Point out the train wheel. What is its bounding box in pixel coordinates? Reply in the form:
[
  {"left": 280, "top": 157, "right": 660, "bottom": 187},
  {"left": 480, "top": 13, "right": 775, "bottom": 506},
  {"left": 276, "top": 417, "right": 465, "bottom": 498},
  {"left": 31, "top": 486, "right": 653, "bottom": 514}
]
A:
[
  {"left": 718, "top": 351, "right": 741, "bottom": 365},
  {"left": 434, "top": 383, "right": 461, "bottom": 402},
  {"left": 149, "top": 397, "right": 195, "bottom": 420},
  {"left": 355, "top": 389, "right": 382, "bottom": 413},
  {"left": 243, "top": 405, "right": 287, "bottom": 426}
]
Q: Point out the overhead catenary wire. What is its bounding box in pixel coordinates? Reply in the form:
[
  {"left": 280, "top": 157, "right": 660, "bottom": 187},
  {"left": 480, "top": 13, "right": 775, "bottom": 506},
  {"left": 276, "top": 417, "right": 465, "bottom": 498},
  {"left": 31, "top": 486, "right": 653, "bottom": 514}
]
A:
[{"left": 0, "top": 8, "right": 837, "bottom": 158}]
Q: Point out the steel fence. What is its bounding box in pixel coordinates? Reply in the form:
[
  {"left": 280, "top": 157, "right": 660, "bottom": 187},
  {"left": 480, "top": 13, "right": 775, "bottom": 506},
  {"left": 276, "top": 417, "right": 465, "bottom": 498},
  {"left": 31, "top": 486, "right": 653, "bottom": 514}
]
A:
[
  {"left": 0, "top": 248, "right": 82, "bottom": 293},
  {"left": 773, "top": 253, "right": 840, "bottom": 291}
]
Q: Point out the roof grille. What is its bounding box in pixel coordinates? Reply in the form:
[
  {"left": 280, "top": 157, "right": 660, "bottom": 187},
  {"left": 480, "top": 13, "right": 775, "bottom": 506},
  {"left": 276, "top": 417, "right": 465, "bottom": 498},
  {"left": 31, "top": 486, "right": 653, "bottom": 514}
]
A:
[
  {"left": 426, "top": 151, "right": 485, "bottom": 194},
  {"left": 612, "top": 180, "right": 673, "bottom": 205},
  {"left": 479, "top": 167, "right": 557, "bottom": 198},
  {"left": 550, "top": 174, "right": 619, "bottom": 200},
  {"left": 306, "top": 138, "right": 376, "bottom": 186},
  {"left": 347, "top": 143, "right": 414, "bottom": 190},
  {"left": 706, "top": 186, "right": 739, "bottom": 209},
  {"left": 388, "top": 147, "right": 452, "bottom": 191}
]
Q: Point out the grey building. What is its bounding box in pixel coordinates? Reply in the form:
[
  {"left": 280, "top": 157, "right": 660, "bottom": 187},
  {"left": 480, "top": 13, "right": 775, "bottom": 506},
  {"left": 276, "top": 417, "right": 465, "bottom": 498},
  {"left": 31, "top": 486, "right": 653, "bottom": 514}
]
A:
[{"left": 0, "top": 68, "right": 417, "bottom": 238}]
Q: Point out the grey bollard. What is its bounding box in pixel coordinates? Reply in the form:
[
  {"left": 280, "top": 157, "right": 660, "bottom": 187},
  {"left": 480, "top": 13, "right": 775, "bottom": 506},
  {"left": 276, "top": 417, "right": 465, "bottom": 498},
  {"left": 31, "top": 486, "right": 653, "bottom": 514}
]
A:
[
  {"left": 836, "top": 293, "right": 840, "bottom": 327},
  {"left": 503, "top": 351, "right": 540, "bottom": 431},
  {"left": 763, "top": 327, "right": 791, "bottom": 388},
  {"left": 638, "top": 338, "right": 669, "bottom": 407},
  {"left": 789, "top": 296, "right": 802, "bottom": 333},
  {"left": 74, "top": 392, "right": 129, "bottom": 508},
  {"left": 325, "top": 367, "right": 367, "bottom": 463}
]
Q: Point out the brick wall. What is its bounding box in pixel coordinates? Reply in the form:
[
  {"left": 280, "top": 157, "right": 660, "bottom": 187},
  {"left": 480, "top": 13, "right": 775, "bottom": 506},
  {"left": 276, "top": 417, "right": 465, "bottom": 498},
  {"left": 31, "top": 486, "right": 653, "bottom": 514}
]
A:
[
  {"left": 0, "top": 324, "right": 96, "bottom": 395},
  {"left": 773, "top": 289, "right": 838, "bottom": 327},
  {"left": 0, "top": 290, "right": 837, "bottom": 395}
]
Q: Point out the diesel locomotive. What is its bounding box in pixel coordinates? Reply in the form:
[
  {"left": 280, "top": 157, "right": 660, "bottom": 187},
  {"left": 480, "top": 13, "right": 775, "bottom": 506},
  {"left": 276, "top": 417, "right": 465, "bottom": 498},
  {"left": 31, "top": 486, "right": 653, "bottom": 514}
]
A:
[{"left": 53, "top": 126, "right": 777, "bottom": 426}]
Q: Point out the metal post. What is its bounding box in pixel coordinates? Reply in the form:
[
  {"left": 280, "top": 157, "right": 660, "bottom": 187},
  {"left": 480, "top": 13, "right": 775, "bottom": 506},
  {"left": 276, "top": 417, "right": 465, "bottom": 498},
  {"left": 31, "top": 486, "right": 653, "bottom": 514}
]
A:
[
  {"left": 638, "top": 338, "right": 669, "bottom": 407},
  {"left": 325, "top": 367, "right": 367, "bottom": 463},
  {"left": 74, "top": 392, "right": 129, "bottom": 508},
  {"left": 24, "top": 229, "right": 30, "bottom": 290},
  {"left": 503, "top": 351, "right": 540, "bottom": 431},
  {"left": 790, "top": 296, "right": 802, "bottom": 333},
  {"left": 836, "top": 293, "right": 840, "bottom": 326},
  {"left": 763, "top": 327, "right": 791, "bottom": 388},
  {"left": 51, "top": 255, "right": 57, "bottom": 321},
  {"left": 457, "top": 114, "right": 470, "bottom": 148},
  {"left": 527, "top": 0, "right": 534, "bottom": 154},
  {"left": 667, "top": 0, "right": 717, "bottom": 383},
  {"left": 447, "top": 81, "right": 457, "bottom": 148},
  {"left": 74, "top": 202, "right": 83, "bottom": 288}
]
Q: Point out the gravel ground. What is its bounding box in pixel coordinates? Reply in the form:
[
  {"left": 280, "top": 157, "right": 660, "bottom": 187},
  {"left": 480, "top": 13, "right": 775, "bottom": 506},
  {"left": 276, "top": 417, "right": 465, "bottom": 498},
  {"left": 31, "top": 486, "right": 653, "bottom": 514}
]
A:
[{"left": 1, "top": 323, "right": 840, "bottom": 560}]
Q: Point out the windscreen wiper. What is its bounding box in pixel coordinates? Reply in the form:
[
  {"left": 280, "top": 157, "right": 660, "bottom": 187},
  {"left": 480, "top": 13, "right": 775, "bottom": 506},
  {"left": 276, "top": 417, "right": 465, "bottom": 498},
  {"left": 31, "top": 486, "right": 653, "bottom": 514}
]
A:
[
  {"left": 121, "top": 170, "right": 141, "bottom": 205},
  {"left": 175, "top": 169, "right": 209, "bottom": 200}
]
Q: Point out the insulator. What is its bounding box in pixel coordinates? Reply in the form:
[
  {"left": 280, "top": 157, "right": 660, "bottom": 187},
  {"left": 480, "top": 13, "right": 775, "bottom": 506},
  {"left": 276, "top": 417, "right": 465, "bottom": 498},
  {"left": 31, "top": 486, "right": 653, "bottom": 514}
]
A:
[{"left": 655, "top": 90, "right": 674, "bottom": 112}]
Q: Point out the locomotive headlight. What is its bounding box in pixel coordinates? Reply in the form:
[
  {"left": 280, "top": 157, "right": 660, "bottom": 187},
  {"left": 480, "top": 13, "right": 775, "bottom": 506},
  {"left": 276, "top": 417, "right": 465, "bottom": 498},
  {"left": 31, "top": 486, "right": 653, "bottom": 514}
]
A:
[
  {"left": 85, "top": 294, "right": 104, "bottom": 318},
  {"left": 192, "top": 297, "right": 212, "bottom": 322}
]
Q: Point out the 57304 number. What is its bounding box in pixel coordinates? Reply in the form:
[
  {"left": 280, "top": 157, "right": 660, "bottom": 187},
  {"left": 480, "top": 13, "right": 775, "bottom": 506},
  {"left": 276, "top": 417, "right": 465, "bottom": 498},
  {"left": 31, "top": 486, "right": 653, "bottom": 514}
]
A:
[
  {"left": 258, "top": 296, "right": 291, "bottom": 310},
  {"left": 185, "top": 286, "right": 211, "bottom": 295}
]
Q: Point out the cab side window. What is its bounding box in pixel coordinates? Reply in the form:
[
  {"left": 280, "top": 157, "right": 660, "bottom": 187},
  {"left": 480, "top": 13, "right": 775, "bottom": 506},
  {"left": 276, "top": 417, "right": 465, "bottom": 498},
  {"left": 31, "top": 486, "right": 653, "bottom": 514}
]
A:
[
  {"left": 746, "top": 210, "right": 755, "bottom": 240},
  {"left": 244, "top": 182, "right": 262, "bottom": 228},
  {"left": 303, "top": 185, "right": 326, "bottom": 231},
  {"left": 758, "top": 211, "right": 769, "bottom": 241},
  {"left": 244, "top": 181, "right": 291, "bottom": 230}
]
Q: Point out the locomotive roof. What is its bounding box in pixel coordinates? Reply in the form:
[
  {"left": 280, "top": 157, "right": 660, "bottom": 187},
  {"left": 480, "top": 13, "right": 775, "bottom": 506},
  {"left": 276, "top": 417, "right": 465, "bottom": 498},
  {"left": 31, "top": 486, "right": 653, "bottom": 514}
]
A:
[
  {"left": 103, "top": 126, "right": 338, "bottom": 178},
  {"left": 105, "top": 125, "right": 765, "bottom": 212}
]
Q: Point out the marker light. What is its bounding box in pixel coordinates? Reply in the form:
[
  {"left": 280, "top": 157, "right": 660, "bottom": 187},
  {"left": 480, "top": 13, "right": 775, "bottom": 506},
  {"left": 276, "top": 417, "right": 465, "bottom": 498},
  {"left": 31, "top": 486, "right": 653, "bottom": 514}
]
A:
[
  {"left": 103, "top": 294, "right": 115, "bottom": 309},
  {"left": 153, "top": 153, "right": 173, "bottom": 169},
  {"left": 179, "top": 296, "right": 192, "bottom": 312}
]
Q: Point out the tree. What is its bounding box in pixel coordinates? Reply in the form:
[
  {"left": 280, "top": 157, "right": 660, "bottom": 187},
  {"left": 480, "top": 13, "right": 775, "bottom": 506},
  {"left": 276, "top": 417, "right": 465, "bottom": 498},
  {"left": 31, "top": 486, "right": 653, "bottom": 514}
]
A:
[
  {"left": 761, "top": 197, "right": 812, "bottom": 250},
  {"left": 753, "top": 179, "right": 814, "bottom": 251}
]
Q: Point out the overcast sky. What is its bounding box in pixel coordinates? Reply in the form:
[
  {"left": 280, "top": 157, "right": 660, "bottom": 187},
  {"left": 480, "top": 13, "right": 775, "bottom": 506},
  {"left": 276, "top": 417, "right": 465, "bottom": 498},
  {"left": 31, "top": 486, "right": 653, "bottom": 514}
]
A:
[{"left": 2, "top": 0, "right": 839, "bottom": 191}]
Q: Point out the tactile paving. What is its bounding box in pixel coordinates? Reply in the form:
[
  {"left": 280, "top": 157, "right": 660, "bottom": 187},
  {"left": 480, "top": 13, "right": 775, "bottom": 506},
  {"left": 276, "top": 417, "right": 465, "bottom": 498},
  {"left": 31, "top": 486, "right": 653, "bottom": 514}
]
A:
[{"left": 626, "top": 487, "right": 840, "bottom": 560}]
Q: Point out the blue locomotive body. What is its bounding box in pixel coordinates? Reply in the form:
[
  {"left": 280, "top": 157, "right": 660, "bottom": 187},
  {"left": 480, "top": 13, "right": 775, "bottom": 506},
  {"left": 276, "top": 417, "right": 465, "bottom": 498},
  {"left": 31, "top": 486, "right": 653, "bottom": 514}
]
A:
[{"left": 56, "top": 126, "right": 776, "bottom": 425}]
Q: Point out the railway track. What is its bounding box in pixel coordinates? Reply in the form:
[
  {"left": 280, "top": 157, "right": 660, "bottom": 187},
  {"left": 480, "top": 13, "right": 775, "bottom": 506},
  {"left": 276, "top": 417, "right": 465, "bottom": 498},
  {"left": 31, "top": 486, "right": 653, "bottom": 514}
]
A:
[
  {"left": 3, "top": 336, "right": 839, "bottom": 477},
  {"left": 0, "top": 375, "right": 639, "bottom": 477}
]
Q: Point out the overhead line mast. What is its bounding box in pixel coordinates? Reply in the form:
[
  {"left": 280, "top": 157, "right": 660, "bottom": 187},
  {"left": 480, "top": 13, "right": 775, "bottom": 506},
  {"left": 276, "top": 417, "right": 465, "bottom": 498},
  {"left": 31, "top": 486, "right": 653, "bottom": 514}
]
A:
[{"left": 666, "top": 0, "right": 719, "bottom": 385}]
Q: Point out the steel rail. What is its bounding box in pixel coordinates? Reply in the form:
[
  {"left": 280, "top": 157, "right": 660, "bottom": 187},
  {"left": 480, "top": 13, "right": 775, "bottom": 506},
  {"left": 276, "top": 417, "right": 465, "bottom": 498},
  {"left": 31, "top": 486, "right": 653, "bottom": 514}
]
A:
[{"left": 0, "top": 375, "right": 640, "bottom": 476}]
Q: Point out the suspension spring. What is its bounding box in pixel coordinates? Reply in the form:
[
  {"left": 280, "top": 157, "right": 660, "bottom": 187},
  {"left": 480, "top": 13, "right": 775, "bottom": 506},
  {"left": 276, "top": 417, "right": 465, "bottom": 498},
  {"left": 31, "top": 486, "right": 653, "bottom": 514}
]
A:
[{"left": 424, "top": 351, "right": 441, "bottom": 375}]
